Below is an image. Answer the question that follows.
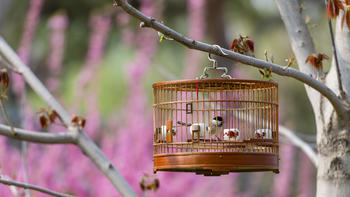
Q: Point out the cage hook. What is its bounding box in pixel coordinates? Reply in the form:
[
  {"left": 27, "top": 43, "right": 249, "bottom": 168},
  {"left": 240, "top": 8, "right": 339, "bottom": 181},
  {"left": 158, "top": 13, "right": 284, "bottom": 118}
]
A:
[
  {"left": 197, "top": 53, "right": 232, "bottom": 79},
  {"left": 208, "top": 53, "right": 217, "bottom": 69}
]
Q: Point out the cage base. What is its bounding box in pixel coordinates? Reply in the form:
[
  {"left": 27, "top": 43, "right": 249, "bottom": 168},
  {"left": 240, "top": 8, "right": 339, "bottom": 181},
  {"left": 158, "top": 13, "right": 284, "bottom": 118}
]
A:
[{"left": 154, "top": 152, "right": 279, "bottom": 176}]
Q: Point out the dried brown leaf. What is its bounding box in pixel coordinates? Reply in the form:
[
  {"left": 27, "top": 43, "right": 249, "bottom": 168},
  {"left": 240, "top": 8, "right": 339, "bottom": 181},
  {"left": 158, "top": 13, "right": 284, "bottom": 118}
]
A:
[
  {"left": 71, "top": 116, "right": 79, "bottom": 124},
  {"left": 327, "top": 0, "right": 343, "bottom": 19},
  {"left": 1, "top": 69, "right": 9, "bottom": 89},
  {"left": 39, "top": 114, "right": 49, "bottom": 129},
  {"left": 49, "top": 110, "right": 59, "bottom": 123}
]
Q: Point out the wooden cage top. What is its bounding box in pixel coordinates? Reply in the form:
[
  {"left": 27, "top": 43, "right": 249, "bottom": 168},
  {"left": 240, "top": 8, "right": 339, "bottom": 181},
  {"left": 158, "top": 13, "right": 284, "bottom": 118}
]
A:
[{"left": 152, "top": 78, "right": 278, "bottom": 91}]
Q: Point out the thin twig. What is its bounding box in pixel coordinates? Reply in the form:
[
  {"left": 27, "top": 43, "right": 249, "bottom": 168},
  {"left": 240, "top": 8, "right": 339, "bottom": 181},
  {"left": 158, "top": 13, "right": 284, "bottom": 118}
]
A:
[
  {"left": 325, "top": 0, "right": 345, "bottom": 97},
  {"left": 0, "top": 123, "right": 75, "bottom": 144},
  {"left": 0, "top": 55, "right": 21, "bottom": 74},
  {"left": 0, "top": 176, "right": 74, "bottom": 197},
  {"left": 113, "top": 0, "right": 348, "bottom": 121},
  {"left": 0, "top": 97, "right": 16, "bottom": 135},
  {"left": 279, "top": 125, "right": 318, "bottom": 166}
]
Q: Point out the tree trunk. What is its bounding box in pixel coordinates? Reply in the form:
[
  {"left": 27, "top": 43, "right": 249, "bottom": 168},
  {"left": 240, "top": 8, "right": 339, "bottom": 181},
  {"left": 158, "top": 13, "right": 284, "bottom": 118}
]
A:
[
  {"left": 275, "top": 0, "right": 350, "bottom": 196},
  {"left": 317, "top": 13, "right": 350, "bottom": 197}
]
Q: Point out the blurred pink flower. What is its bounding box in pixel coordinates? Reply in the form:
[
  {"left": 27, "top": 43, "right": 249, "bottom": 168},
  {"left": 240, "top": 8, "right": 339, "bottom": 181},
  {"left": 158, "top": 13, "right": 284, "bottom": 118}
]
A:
[{"left": 46, "top": 12, "right": 68, "bottom": 92}]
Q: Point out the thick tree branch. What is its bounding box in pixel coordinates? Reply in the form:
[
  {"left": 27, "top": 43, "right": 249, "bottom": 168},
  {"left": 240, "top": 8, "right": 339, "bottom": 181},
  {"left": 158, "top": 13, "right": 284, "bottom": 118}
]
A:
[
  {"left": 0, "top": 176, "right": 74, "bottom": 197},
  {"left": 0, "top": 37, "right": 137, "bottom": 197},
  {"left": 280, "top": 125, "right": 317, "bottom": 166},
  {"left": 0, "top": 123, "right": 75, "bottom": 144},
  {"left": 114, "top": 0, "right": 348, "bottom": 120}
]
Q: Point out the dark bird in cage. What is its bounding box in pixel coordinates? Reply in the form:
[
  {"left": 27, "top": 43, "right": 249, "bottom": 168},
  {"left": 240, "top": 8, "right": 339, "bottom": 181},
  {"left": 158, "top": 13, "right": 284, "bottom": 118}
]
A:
[{"left": 208, "top": 116, "right": 224, "bottom": 140}]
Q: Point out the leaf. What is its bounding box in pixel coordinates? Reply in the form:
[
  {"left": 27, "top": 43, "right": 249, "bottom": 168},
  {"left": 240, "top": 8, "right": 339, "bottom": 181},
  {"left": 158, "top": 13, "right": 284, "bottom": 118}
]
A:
[
  {"left": 1, "top": 69, "right": 9, "bottom": 90},
  {"left": 39, "top": 114, "right": 49, "bottom": 129},
  {"left": 49, "top": 110, "right": 59, "bottom": 123},
  {"left": 245, "top": 39, "right": 254, "bottom": 52},
  {"left": 229, "top": 39, "right": 236, "bottom": 50},
  {"left": 157, "top": 32, "right": 164, "bottom": 43},
  {"left": 305, "top": 53, "right": 328, "bottom": 71},
  {"left": 286, "top": 56, "right": 295, "bottom": 68},
  {"left": 305, "top": 54, "right": 317, "bottom": 68},
  {"left": 80, "top": 118, "right": 86, "bottom": 128},
  {"left": 327, "top": 0, "right": 343, "bottom": 19},
  {"left": 71, "top": 115, "right": 86, "bottom": 128},
  {"left": 346, "top": 7, "right": 350, "bottom": 29},
  {"left": 153, "top": 179, "right": 159, "bottom": 191},
  {"left": 229, "top": 35, "right": 254, "bottom": 56}
]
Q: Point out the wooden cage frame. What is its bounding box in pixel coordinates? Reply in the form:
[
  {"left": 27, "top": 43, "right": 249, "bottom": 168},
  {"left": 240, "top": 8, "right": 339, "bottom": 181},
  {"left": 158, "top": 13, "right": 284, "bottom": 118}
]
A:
[{"left": 152, "top": 79, "right": 279, "bottom": 176}]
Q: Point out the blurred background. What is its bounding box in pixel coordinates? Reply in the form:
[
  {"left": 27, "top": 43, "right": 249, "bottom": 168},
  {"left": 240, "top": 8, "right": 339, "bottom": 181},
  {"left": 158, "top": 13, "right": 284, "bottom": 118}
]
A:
[{"left": 0, "top": 0, "right": 330, "bottom": 196}]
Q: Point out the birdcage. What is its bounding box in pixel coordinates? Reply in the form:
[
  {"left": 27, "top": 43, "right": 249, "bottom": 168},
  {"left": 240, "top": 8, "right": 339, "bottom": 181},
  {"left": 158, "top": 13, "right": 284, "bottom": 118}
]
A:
[{"left": 152, "top": 53, "right": 279, "bottom": 176}]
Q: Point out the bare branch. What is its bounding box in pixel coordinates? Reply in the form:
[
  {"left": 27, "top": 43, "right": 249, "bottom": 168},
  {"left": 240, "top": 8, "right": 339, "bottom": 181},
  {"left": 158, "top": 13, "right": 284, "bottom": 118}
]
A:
[
  {"left": 323, "top": 0, "right": 345, "bottom": 98},
  {"left": 114, "top": 0, "right": 348, "bottom": 120},
  {"left": 0, "top": 175, "right": 74, "bottom": 197},
  {"left": 76, "top": 131, "right": 137, "bottom": 196},
  {"left": 280, "top": 125, "right": 318, "bottom": 166},
  {"left": 0, "top": 36, "right": 137, "bottom": 197},
  {"left": 0, "top": 55, "right": 20, "bottom": 73},
  {"left": 0, "top": 123, "right": 75, "bottom": 144},
  {"left": 294, "top": 132, "right": 316, "bottom": 143},
  {"left": 0, "top": 37, "right": 71, "bottom": 125}
]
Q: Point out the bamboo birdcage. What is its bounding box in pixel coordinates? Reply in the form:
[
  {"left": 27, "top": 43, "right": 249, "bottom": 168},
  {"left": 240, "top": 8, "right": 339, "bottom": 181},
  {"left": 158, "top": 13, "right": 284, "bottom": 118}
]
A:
[
  {"left": 152, "top": 53, "right": 279, "bottom": 176},
  {"left": 152, "top": 78, "right": 279, "bottom": 176}
]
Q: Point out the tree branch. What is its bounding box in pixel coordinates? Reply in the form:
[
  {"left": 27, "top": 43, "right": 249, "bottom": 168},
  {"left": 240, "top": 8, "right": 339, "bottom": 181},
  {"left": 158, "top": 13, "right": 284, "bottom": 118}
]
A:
[
  {"left": 0, "top": 123, "right": 75, "bottom": 144},
  {"left": 0, "top": 37, "right": 137, "bottom": 197},
  {"left": 325, "top": 9, "right": 344, "bottom": 96},
  {"left": 114, "top": 0, "right": 348, "bottom": 120},
  {"left": 0, "top": 175, "right": 74, "bottom": 197},
  {"left": 279, "top": 125, "right": 318, "bottom": 166},
  {"left": 0, "top": 55, "right": 20, "bottom": 73}
]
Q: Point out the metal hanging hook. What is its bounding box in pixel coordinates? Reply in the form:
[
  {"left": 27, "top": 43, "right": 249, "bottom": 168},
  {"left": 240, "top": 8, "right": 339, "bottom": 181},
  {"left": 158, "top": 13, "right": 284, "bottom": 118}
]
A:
[
  {"left": 197, "top": 52, "right": 232, "bottom": 79},
  {"left": 208, "top": 53, "right": 217, "bottom": 68}
]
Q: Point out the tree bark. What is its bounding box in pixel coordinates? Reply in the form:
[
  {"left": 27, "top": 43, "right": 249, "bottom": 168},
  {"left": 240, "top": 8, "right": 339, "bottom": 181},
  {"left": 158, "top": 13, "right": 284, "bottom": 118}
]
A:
[
  {"left": 275, "top": 1, "right": 350, "bottom": 196},
  {"left": 317, "top": 13, "right": 350, "bottom": 197}
]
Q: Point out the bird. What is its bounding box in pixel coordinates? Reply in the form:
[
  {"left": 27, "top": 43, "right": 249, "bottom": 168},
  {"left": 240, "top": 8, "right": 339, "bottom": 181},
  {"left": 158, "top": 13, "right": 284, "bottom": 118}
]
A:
[{"left": 207, "top": 116, "right": 224, "bottom": 140}]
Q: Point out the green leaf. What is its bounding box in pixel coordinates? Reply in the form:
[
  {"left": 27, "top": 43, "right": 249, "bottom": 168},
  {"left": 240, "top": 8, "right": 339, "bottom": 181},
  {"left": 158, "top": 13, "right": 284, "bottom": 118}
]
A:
[{"left": 158, "top": 32, "right": 165, "bottom": 43}]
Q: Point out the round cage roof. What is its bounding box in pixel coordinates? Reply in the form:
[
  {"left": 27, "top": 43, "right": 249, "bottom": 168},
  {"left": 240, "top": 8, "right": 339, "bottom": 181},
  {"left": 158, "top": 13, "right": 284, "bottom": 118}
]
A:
[{"left": 152, "top": 79, "right": 278, "bottom": 91}]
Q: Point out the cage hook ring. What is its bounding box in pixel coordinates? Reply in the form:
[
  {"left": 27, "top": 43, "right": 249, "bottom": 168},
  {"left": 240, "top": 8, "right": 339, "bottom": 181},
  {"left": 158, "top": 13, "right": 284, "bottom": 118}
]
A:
[
  {"left": 198, "top": 67, "right": 209, "bottom": 79},
  {"left": 208, "top": 53, "right": 217, "bottom": 68},
  {"left": 212, "top": 44, "right": 228, "bottom": 56},
  {"left": 216, "top": 67, "right": 232, "bottom": 79}
]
